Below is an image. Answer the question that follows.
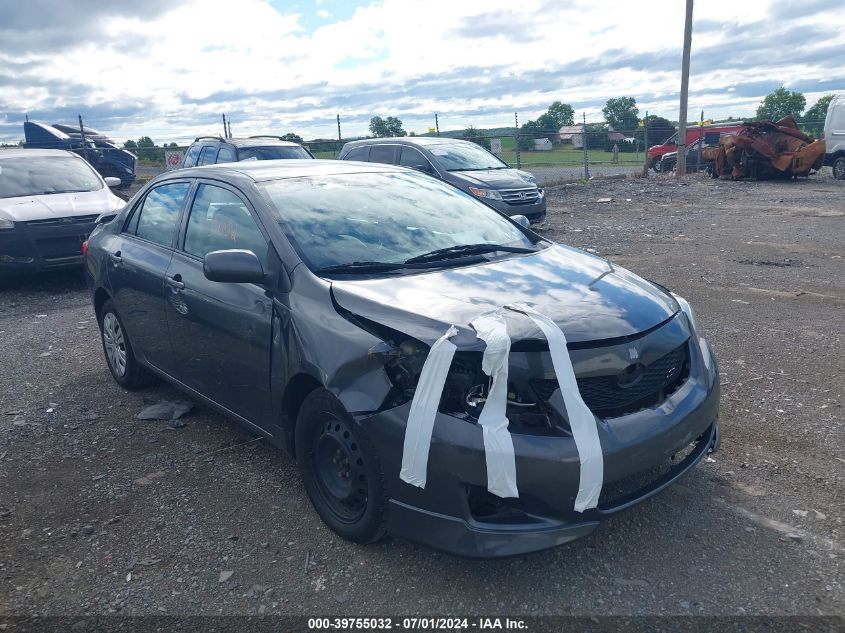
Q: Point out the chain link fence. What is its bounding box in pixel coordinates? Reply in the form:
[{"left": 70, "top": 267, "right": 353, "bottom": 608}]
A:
[{"left": 11, "top": 113, "right": 831, "bottom": 192}]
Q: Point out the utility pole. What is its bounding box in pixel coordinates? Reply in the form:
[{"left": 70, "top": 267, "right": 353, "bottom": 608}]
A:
[
  {"left": 227, "top": 119, "right": 232, "bottom": 138},
  {"left": 514, "top": 112, "right": 521, "bottom": 170},
  {"left": 582, "top": 112, "right": 590, "bottom": 180},
  {"left": 676, "top": 0, "right": 694, "bottom": 177},
  {"left": 222, "top": 114, "right": 228, "bottom": 138},
  {"left": 434, "top": 114, "right": 439, "bottom": 136},
  {"left": 641, "top": 110, "right": 650, "bottom": 177},
  {"left": 337, "top": 114, "right": 342, "bottom": 142}
]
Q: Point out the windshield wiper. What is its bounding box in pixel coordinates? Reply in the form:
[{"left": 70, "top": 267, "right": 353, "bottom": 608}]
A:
[
  {"left": 404, "top": 243, "right": 536, "bottom": 264},
  {"left": 315, "top": 261, "right": 407, "bottom": 274}
]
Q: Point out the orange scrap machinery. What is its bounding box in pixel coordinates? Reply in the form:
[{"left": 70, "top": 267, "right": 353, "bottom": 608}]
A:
[{"left": 706, "top": 115, "right": 826, "bottom": 180}]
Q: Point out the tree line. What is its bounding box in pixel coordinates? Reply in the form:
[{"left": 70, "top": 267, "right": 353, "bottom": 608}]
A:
[{"left": 122, "top": 87, "right": 834, "bottom": 161}]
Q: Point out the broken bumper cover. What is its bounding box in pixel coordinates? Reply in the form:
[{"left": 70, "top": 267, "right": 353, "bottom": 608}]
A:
[
  {"left": 0, "top": 219, "right": 95, "bottom": 271},
  {"left": 357, "top": 338, "right": 719, "bottom": 558}
]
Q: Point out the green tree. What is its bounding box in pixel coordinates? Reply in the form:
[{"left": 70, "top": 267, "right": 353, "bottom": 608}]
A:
[
  {"left": 537, "top": 101, "right": 574, "bottom": 130},
  {"left": 602, "top": 97, "right": 639, "bottom": 132},
  {"left": 135, "top": 136, "right": 159, "bottom": 161},
  {"left": 281, "top": 132, "right": 304, "bottom": 143},
  {"left": 517, "top": 119, "right": 543, "bottom": 151},
  {"left": 123, "top": 139, "right": 137, "bottom": 150},
  {"left": 635, "top": 115, "right": 675, "bottom": 147},
  {"left": 369, "top": 116, "right": 406, "bottom": 137},
  {"left": 755, "top": 87, "right": 805, "bottom": 121},
  {"left": 463, "top": 125, "right": 490, "bottom": 150},
  {"left": 804, "top": 95, "right": 834, "bottom": 123}
]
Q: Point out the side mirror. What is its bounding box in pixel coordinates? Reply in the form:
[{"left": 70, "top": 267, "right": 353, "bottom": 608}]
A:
[
  {"left": 104, "top": 177, "right": 122, "bottom": 188},
  {"left": 511, "top": 214, "right": 530, "bottom": 229},
  {"left": 203, "top": 249, "right": 265, "bottom": 284}
]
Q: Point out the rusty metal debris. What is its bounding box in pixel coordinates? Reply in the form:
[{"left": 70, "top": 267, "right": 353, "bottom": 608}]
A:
[{"left": 706, "top": 115, "right": 826, "bottom": 180}]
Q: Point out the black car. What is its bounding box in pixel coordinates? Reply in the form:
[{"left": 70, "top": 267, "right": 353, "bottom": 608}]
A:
[
  {"left": 84, "top": 160, "right": 720, "bottom": 558},
  {"left": 181, "top": 136, "right": 313, "bottom": 168}
]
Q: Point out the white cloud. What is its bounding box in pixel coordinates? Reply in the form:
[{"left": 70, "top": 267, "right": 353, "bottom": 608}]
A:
[{"left": 0, "top": 0, "right": 843, "bottom": 142}]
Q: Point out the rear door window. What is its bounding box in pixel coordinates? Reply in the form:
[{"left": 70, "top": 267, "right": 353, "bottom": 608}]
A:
[
  {"left": 198, "top": 146, "right": 217, "bottom": 166},
  {"left": 369, "top": 145, "right": 397, "bottom": 165},
  {"left": 344, "top": 146, "right": 370, "bottom": 162},
  {"left": 127, "top": 182, "right": 191, "bottom": 247}
]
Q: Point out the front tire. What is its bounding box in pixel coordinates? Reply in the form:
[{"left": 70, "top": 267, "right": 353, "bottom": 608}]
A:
[
  {"left": 295, "top": 389, "right": 387, "bottom": 543},
  {"left": 833, "top": 156, "right": 845, "bottom": 180},
  {"left": 98, "top": 299, "right": 154, "bottom": 390}
]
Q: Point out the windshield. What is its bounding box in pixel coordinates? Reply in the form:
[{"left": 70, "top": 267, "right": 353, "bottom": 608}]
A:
[
  {"left": 261, "top": 171, "right": 536, "bottom": 273},
  {"left": 239, "top": 146, "right": 312, "bottom": 161},
  {"left": 0, "top": 155, "right": 103, "bottom": 198},
  {"left": 427, "top": 142, "right": 508, "bottom": 171}
]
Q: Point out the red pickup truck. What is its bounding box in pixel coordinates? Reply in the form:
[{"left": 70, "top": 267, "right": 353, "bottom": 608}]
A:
[{"left": 649, "top": 122, "right": 743, "bottom": 171}]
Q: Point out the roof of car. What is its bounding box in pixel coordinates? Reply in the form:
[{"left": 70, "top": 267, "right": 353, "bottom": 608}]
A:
[
  {"left": 343, "top": 136, "right": 468, "bottom": 148},
  {"left": 193, "top": 137, "right": 304, "bottom": 148},
  {"left": 167, "top": 159, "right": 404, "bottom": 183},
  {"left": 0, "top": 148, "right": 77, "bottom": 159}
]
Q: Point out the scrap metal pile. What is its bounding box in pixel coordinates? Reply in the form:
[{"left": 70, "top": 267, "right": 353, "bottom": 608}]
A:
[{"left": 704, "top": 115, "right": 826, "bottom": 180}]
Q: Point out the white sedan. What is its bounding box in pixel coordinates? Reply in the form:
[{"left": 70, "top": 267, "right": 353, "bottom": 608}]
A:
[{"left": 0, "top": 149, "right": 125, "bottom": 272}]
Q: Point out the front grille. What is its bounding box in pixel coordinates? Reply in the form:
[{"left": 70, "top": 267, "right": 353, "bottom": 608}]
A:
[
  {"left": 531, "top": 343, "right": 689, "bottom": 418},
  {"left": 499, "top": 187, "right": 540, "bottom": 205},
  {"left": 26, "top": 214, "right": 99, "bottom": 227}
]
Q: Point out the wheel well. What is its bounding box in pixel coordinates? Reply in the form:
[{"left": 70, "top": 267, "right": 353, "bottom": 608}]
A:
[
  {"left": 281, "top": 373, "right": 323, "bottom": 456},
  {"left": 93, "top": 288, "right": 111, "bottom": 324}
]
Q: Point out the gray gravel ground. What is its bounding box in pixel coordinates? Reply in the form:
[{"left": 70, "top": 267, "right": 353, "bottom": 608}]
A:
[{"left": 0, "top": 173, "right": 843, "bottom": 621}]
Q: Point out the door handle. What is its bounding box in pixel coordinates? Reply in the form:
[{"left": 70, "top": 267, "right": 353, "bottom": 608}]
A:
[
  {"left": 109, "top": 250, "right": 122, "bottom": 265},
  {"left": 166, "top": 274, "right": 185, "bottom": 290}
]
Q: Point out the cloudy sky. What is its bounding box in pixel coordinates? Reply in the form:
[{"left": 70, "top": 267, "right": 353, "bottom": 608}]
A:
[{"left": 1, "top": 0, "right": 843, "bottom": 144}]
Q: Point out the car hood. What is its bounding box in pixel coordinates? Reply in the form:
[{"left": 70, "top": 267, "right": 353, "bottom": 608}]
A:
[
  {"left": 330, "top": 244, "right": 679, "bottom": 346},
  {"left": 0, "top": 188, "right": 121, "bottom": 222},
  {"left": 449, "top": 168, "right": 537, "bottom": 189}
]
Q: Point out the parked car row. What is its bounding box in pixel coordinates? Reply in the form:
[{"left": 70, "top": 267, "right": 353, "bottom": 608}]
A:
[{"left": 2, "top": 133, "right": 546, "bottom": 275}]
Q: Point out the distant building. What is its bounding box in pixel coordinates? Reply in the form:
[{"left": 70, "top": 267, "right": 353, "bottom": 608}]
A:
[{"left": 558, "top": 125, "right": 585, "bottom": 148}]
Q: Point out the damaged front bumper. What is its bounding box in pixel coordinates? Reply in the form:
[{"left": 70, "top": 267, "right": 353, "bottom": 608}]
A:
[{"left": 355, "top": 335, "right": 720, "bottom": 559}]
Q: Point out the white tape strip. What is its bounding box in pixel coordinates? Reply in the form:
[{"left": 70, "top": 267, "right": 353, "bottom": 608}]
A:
[
  {"left": 507, "top": 303, "right": 604, "bottom": 512},
  {"left": 400, "top": 326, "right": 458, "bottom": 488},
  {"left": 470, "top": 313, "right": 519, "bottom": 499}
]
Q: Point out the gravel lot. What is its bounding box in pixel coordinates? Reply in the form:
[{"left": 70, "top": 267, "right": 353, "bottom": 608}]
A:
[{"left": 1, "top": 173, "right": 843, "bottom": 622}]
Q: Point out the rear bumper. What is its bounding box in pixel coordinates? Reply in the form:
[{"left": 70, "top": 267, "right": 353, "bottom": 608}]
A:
[
  {"left": 0, "top": 221, "right": 94, "bottom": 271},
  {"left": 357, "top": 336, "right": 720, "bottom": 558}
]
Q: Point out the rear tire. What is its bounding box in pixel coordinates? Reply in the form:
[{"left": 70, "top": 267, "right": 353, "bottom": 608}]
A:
[
  {"left": 98, "top": 299, "right": 154, "bottom": 390},
  {"left": 833, "top": 156, "right": 845, "bottom": 180},
  {"left": 295, "top": 389, "right": 387, "bottom": 543},
  {"left": 653, "top": 158, "right": 663, "bottom": 173}
]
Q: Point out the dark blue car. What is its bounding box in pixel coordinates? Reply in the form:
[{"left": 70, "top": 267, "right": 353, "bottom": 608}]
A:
[{"left": 83, "top": 159, "right": 720, "bottom": 558}]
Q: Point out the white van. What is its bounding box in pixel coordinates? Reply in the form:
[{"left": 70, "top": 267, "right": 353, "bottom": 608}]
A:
[{"left": 824, "top": 93, "right": 845, "bottom": 179}]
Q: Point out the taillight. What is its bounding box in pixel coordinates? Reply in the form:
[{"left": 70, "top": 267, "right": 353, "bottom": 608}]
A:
[{"left": 81, "top": 241, "right": 88, "bottom": 257}]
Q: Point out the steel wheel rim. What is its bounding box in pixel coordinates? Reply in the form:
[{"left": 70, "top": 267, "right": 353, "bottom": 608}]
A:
[
  {"left": 102, "top": 312, "right": 127, "bottom": 377},
  {"left": 310, "top": 417, "right": 368, "bottom": 524},
  {"left": 834, "top": 160, "right": 845, "bottom": 180}
]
